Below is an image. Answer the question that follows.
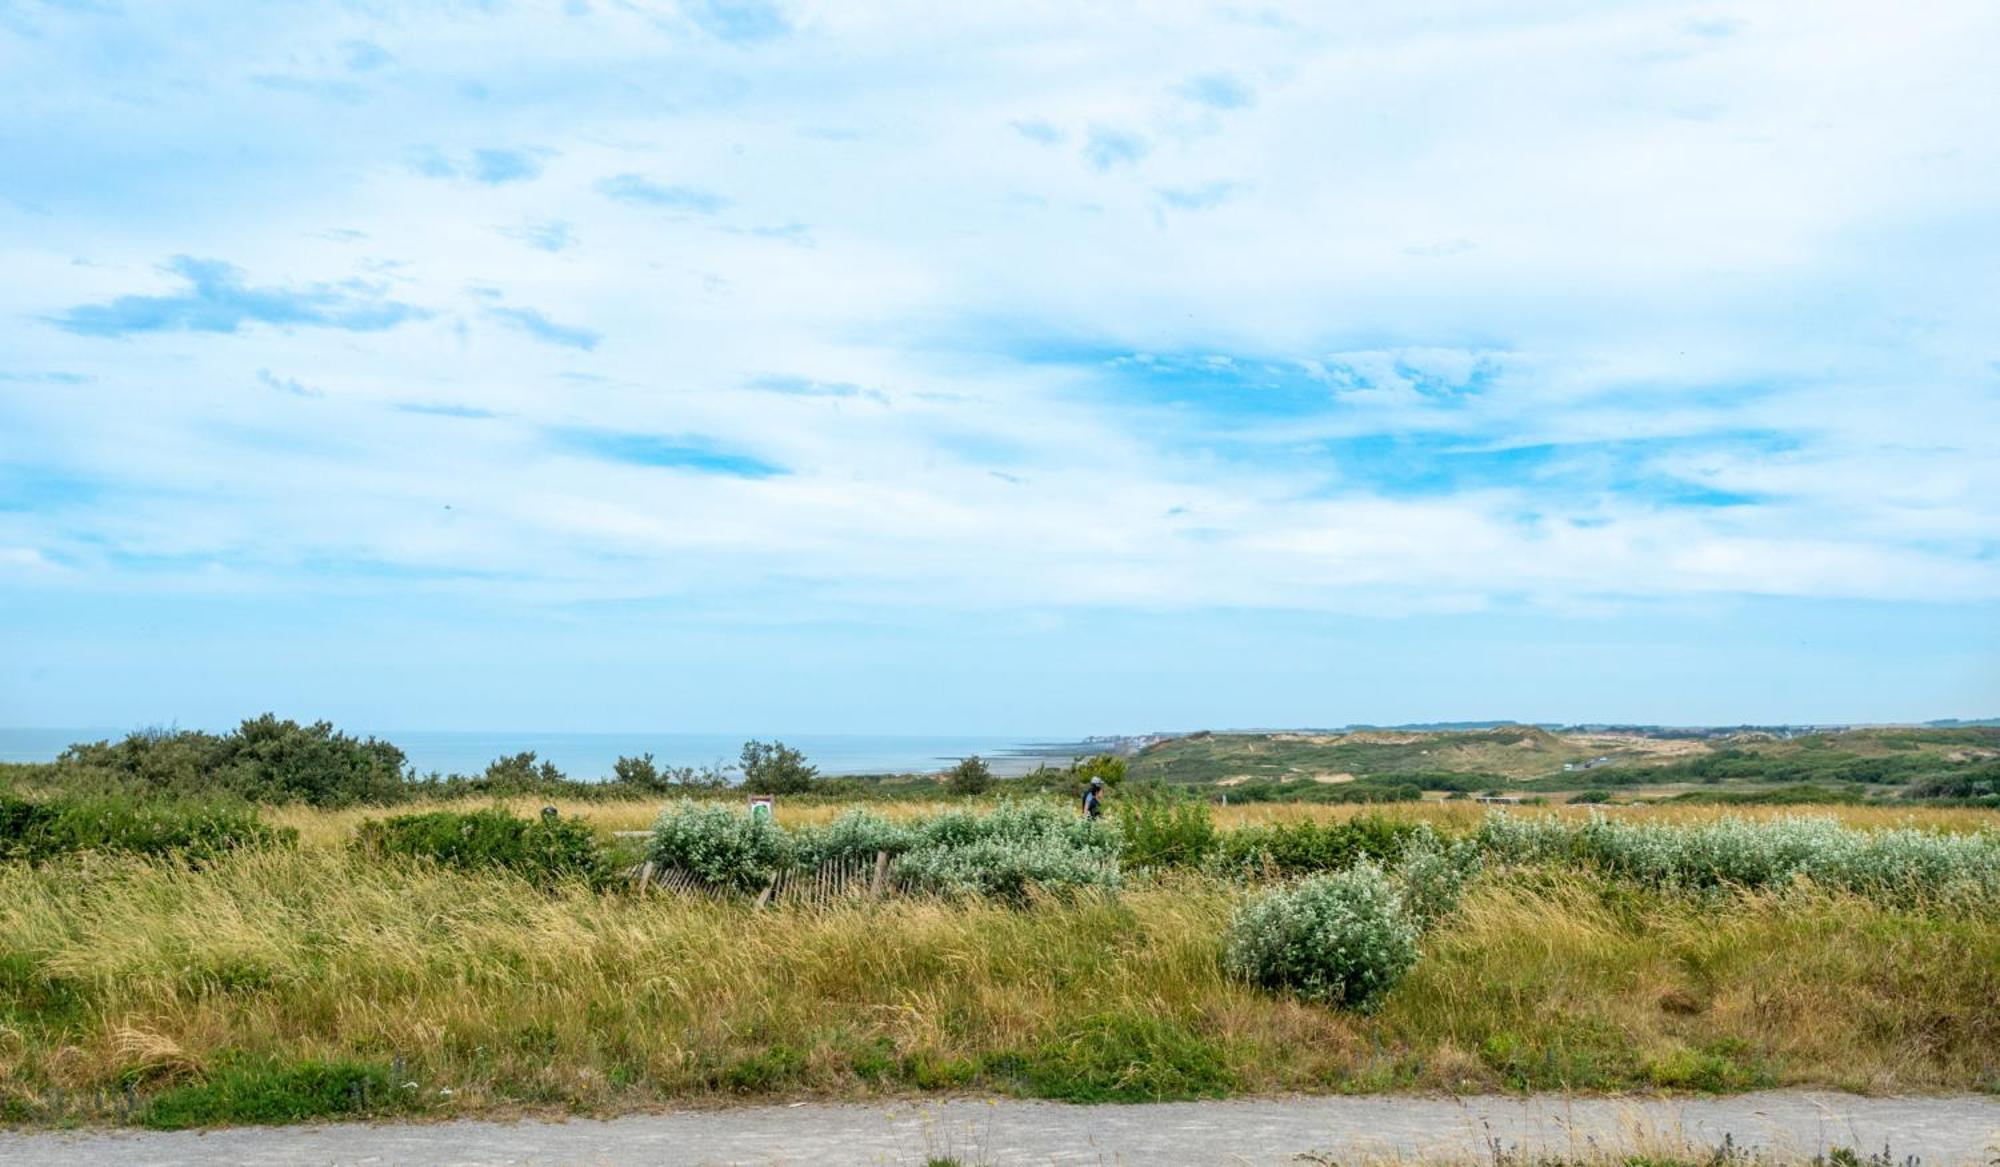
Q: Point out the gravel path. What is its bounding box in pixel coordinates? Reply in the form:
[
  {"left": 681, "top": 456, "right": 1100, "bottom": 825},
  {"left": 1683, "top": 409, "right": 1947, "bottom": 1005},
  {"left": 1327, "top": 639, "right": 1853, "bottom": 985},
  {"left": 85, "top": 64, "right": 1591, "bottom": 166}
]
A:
[{"left": 2, "top": 1092, "right": 1997, "bottom": 1166}]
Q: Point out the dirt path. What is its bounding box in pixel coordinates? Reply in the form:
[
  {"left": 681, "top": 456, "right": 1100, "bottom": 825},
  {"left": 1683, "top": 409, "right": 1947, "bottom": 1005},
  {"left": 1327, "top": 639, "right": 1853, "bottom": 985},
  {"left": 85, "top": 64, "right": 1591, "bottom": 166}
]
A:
[{"left": 2, "top": 1092, "right": 1996, "bottom": 1166}]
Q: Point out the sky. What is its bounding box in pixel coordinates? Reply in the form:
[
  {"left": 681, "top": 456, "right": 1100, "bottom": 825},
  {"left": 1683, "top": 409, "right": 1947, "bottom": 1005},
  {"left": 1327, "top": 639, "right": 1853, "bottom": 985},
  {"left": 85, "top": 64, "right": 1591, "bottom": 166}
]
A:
[{"left": 2, "top": 0, "right": 1997, "bottom": 736}]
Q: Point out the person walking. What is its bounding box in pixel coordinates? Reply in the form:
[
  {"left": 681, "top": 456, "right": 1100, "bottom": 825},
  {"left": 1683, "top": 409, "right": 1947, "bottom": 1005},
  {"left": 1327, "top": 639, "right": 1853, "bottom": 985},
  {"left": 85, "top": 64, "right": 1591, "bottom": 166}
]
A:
[{"left": 1082, "top": 775, "right": 1105, "bottom": 820}]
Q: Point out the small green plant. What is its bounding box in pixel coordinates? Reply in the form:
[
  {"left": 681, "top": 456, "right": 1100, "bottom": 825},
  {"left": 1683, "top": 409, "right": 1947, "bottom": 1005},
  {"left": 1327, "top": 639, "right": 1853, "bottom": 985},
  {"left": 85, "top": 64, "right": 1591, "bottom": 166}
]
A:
[
  {"left": 1223, "top": 862, "right": 1420, "bottom": 1010},
  {"left": 354, "top": 806, "right": 610, "bottom": 888}
]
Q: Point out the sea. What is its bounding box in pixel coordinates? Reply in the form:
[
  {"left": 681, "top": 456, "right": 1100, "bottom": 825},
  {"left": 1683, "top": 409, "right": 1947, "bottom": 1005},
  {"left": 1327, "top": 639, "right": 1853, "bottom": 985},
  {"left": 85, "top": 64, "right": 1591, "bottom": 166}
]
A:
[{"left": 0, "top": 728, "right": 1091, "bottom": 780}]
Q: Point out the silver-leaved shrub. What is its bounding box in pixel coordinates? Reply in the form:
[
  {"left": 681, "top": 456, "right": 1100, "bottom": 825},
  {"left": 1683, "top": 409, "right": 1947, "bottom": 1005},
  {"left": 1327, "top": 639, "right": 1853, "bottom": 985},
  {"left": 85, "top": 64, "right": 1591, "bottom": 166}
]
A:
[
  {"left": 1478, "top": 812, "right": 2000, "bottom": 903},
  {"left": 646, "top": 800, "right": 792, "bottom": 892},
  {"left": 646, "top": 799, "right": 1121, "bottom": 902},
  {"left": 1223, "top": 861, "right": 1420, "bottom": 1010}
]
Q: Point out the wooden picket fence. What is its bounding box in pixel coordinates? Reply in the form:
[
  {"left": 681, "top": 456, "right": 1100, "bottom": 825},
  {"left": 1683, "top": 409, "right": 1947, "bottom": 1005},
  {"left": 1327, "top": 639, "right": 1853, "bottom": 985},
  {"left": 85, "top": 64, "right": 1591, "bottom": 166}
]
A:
[{"left": 627, "top": 849, "right": 897, "bottom": 909}]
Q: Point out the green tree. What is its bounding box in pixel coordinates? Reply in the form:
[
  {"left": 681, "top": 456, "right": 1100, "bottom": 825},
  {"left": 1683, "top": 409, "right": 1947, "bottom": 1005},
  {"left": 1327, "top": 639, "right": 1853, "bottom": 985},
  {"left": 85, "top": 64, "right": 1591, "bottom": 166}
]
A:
[
  {"left": 948, "top": 755, "right": 994, "bottom": 795},
  {"left": 740, "top": 740, "right": 818, "bottom": 794},
  {"left": 482, "top": 751, "right": 564, "bottom": 792},
  {"left": 1072, "top": 754, "right": 1127, "bottom": 789},
  {"left": 612, "top": 752, "right": 664, "bottom": 791}
]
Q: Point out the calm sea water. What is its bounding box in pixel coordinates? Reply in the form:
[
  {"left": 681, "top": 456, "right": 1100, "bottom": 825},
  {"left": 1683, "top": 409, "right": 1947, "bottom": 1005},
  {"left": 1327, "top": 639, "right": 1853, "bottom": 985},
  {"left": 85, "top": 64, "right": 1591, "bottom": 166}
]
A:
[{"left": 0, "top": 728, "right": 1087, "bottom": 779}]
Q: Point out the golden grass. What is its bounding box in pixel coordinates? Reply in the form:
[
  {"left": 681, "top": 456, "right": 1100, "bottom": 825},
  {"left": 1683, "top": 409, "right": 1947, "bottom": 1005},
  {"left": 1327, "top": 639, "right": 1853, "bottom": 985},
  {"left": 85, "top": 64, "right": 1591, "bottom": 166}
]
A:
[
  {"left": 264, "top": 795, "right": 2000, "bottom": 851},
  {"left": 1, "top": 830, "right": 1994, "bottom": 1124}
]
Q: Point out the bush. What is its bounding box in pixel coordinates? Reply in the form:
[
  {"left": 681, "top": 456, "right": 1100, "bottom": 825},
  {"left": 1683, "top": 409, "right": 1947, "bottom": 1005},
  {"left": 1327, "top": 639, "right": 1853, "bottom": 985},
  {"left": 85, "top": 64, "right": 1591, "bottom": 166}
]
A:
[
  {"left": 1391, "top": 825, "right": 1481, "bottom": 927},
  {"left": 948, "top": 755, "right": 994, "bottom": 796},
  {"left": 1116, "top": 795, "right": 1217, "bottom": 869},
  {"left": 1223, "top": 862, "right": 1420, "bottom": 1010},
  {"left": 1477, "top": 812, "right": 2000, "bottom": 903},
  {"left": 646, "top": 799, "right": 1120, "bottom": 903},
  {"left": 52, "top": 717, "right": 408, "bottom": 807},
  {"left": 789, "top": 808, "right": 913, "bottom": 868},
  {"left": 897, "top": 800, "right": 1122, "bottom": 903},
  {"left": 481, "top": 751, "right": 566, "bottom": 791},
  {"left": 1906, "top": 762, "right": 2000, "bottom": 800},
  {"left": 354, "top": 807, "right": 610, "bottom": 888},
  {"left": 0, "top": 793, "right": 291, "bottom": 862},
  {"left": 647, "top": 800, "right": 793, "bottom": 892},
  {"left": 1071, "top": 754, "right": 1127, "bottom": 789},
  {"left": 740, "top": 740, "right": 819, "bottom": 794},
  {"left": 1212, "top": 814, "right": 1423, "bottom": 878},
  {"left": 894, "top": 833, "right": 1119, "bottom": 904}
]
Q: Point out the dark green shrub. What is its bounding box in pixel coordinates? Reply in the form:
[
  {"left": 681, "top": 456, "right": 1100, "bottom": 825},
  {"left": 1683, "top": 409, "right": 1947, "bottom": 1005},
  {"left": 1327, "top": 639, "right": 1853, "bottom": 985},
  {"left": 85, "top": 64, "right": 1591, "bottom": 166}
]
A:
[
  {"left": 1213, "top": 814, "right": 1423, "bottom": 878},
  {"left": 50, "top": 717, "right": 406, "bottom": 807},
  {"left": 1116, "top": 795, "right": 1217, "bottom": 868},
  {"left": 220, "top": 714, "right": 408, "bottom": 806},
  {"left": 354, "top": 807, "right": 610, "bottom": 888},
  {"left": 948, "top": 755, "right": 994, "bottom": 795},
  {"left": 0, "top": 793, "right": 291, "bottom": 862}
]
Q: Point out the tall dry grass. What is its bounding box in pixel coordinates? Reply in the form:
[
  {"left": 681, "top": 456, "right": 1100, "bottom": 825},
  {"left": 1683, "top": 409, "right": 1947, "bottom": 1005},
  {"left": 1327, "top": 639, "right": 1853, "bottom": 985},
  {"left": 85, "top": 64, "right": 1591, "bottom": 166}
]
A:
[
  {"left": 1, "top": 836, "right": 1994, "bottom": 1122},
  {"left": 263, "top": 795, "right": 2000, "bottom": 851}
]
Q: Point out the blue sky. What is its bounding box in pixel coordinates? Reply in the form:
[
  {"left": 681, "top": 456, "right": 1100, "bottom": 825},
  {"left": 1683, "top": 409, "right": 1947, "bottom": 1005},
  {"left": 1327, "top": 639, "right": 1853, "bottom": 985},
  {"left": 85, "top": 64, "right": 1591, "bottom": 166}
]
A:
[{"left": 2, "top": 0, "right": 1996, "bottom": 734}]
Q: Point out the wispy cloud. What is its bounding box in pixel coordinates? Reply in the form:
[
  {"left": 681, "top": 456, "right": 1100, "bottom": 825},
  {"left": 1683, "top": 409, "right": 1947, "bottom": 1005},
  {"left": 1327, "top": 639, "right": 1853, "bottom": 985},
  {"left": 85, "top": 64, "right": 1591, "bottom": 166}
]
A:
[
  {"left": 1174, "top": 72, "right": 1255, "bottom": 110},
  {"left": 748, "top": 374, "right": 883, "bottom": 402},
  {"left": 340, "top": 39, "right": 394, "bottom": 72},
  {"left": 1082, "top": 126, "right": 1148, "bottom": 170},
  {"left": 596, "top": 173, "right": 729, "bottom": 212},
  {"left": 8, "top": 0, "right": 1998, "bottom": 727},
  {"left": 471, "top": 148, "right": 542, "bottom": 184},
  {"left": 51, "top": 257, "right": 429, "bottom": 337},
  {"left": 678, "top": 0, "right": 789, "bottom": 44},
  {"left": 256, "top": 368, "right": 323, "bottom": 398},
  {"left": 1158, "top": 181, "right": 1243, "bottom": 211},
  {"left": 500, "top": 219, "right": 576, "bottom": 252},
  {"left": 487, "top": 305, "right": 601, "bottom": 351},
  {"left": 1011, "top": 119, "right": 1064, "bottom": 145},
  {"left": 394, "top": 402, "right": 498, "bottom": 419},
  {"left": 413, "top": 147, "right": 546, "bottom": 185},
  {"left": 553, "top": 427, "right": 786, "bottom": 477}
]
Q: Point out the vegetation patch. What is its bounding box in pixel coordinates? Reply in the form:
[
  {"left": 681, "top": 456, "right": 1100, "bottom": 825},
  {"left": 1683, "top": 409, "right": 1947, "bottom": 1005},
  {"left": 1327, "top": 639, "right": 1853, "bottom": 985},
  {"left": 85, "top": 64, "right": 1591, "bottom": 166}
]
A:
[
  {"left": 140, "top": 1056, "right": 414, "bottom": 1129},
  {"left": 1224, "top": 863, "right": 1422, "bottom": 1010},
  {"left": 0, "top": 792, "right": 290, "bottom": 862},
  {"left": 1007, "top": 1014, "right": 1236, "bottom": 1102},
  {"left": 646, "top": 800, "right": 1121, "bottom": 903},
  {"left": 1478, "top": 813, "right": 2000, "bottom": 902},
  {"left": 353, "top": 806, "right": 611, "bottom": 888}
]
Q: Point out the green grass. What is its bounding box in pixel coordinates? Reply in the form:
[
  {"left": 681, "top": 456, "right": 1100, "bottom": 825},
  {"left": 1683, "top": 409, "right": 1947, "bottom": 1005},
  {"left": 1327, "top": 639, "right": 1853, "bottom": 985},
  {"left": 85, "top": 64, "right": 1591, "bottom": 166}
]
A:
[{"left": 140, "top": 1056, "right": 414, "bottom": 1129}]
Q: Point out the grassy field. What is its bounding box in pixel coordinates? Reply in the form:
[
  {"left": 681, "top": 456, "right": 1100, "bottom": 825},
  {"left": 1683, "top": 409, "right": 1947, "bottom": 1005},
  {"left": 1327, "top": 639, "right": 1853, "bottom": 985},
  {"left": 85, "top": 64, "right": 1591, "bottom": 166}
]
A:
[{"left": 1, "top": 798, "right": 1996, "bottom": 1129}]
